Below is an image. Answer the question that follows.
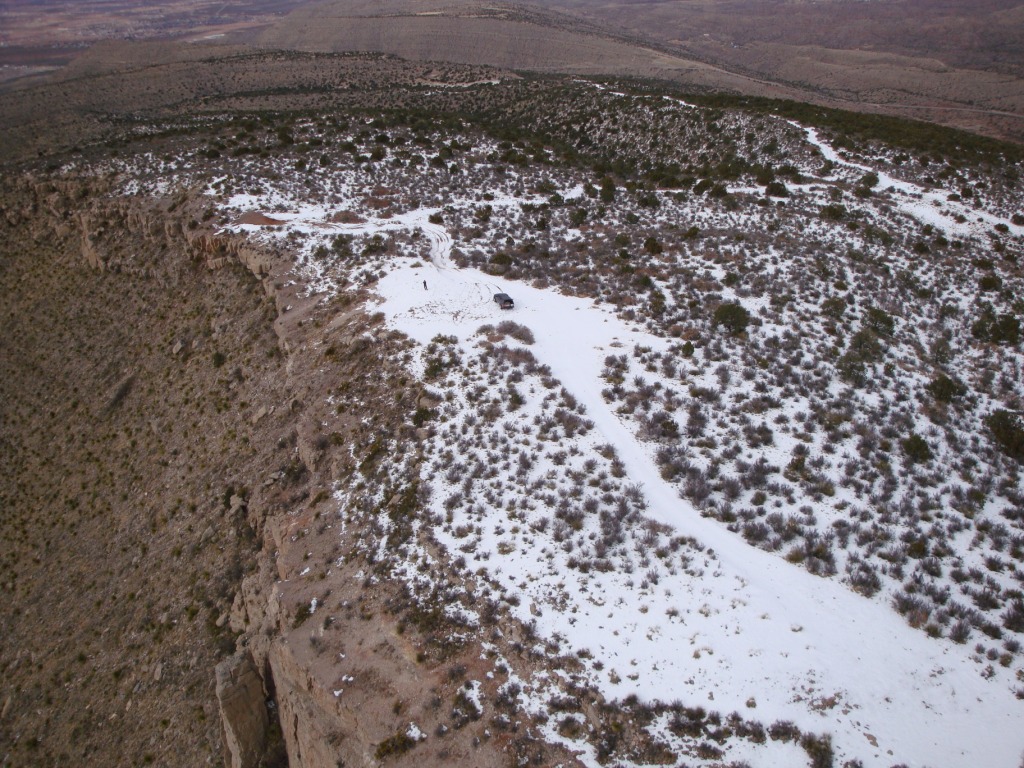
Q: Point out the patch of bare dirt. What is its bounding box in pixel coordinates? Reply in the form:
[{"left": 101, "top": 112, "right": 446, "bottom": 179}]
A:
[{"left": 237, "top": 211, "right": 287, "bottom": 226}]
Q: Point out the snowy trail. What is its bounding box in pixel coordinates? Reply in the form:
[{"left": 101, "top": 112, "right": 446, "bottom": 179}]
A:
[
  {"left": 795, "top": 122, "right": 1024, "bottom": 240},
  {"left": 419, "top": 220, "right": 452, "bottom": 270},
  {"left": 377, "top": 260, "right": 1023, "bottom": 767}
]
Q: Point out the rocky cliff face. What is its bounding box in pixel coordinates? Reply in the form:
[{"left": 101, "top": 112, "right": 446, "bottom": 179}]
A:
[
  {"left": 0, "top": 175, "right": 332, "bottom": 767},
  {"left": 216, "top": 650, "right": 269, "bottom": 768},
  {"left": 0, "top": 173, "right": 293, "bottom": 767},
  {"left": 2, "top": 173, "right": 573, "bottom": 768}
]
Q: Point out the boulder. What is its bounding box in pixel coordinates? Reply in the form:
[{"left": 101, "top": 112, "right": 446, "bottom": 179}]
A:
[{"left": 215, "top": 650, "right": 268, "bottom": 768}]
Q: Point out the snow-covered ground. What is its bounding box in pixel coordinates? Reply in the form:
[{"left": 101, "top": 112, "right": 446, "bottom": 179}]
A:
[
  {"left": 195, "top": 102, "right": 1024, "bottom": 766},
  {"left": 797, "top": 123, "right": 1024, "bottom": 240},
  {"left": 366, "top": 206, "right": 1023, "bottom": 768}
]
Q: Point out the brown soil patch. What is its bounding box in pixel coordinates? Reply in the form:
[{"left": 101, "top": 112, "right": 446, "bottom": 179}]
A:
[
  {"left": 236, "top": 211, "right": 286, "bottom": 226},
  {"left": 331, "top": 210, "right": 365, "bottom": 223},
  {"left": 364, "top": 196, "right": 393, "bottom": 210}
]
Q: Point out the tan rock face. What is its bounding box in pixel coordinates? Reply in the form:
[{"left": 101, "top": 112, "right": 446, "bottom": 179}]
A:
[
  {"left": 270, "top": 642, "right": 354, "bottom": 768},
  {"left": 216, "top": 651, "right": 269, "bottom": 768}
]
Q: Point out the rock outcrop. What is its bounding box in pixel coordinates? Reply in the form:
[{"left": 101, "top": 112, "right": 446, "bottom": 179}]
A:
[
  {"left": 269, "top": 642, "right": 366, "bottom": 768},
  {"left": 11, "top": 175, "right": 276, "bottom": 280},
  {"left": 215, "top": 651, "right": 269, "bottom": 768}
]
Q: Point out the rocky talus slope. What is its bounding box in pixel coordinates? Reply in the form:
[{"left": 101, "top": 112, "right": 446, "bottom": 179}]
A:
[{"left": 0, "top": 173, "right": 580, "bottom": 768}]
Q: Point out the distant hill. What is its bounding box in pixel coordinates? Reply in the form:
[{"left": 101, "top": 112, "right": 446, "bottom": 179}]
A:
[
  {"left": 242, "top": 0, "right": 1024, "bottom": 143},
  {"left": 246, "top": 0, "right": 756, "bottom": 86},
  {"left": 2, "top": 0, "right": 1022, "bottom": 139}
]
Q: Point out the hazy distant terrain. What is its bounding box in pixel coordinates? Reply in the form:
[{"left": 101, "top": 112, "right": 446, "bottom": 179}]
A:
[
  {"left": 0, "top": 0, "right": 304, "bottom": 79},
  {"left": 554, "top": 0, "right": 1024, "bottom": 76},
  {"left": 554, "top": 0, "right": 1024, "bottom": 139},
  {"left": 3, "top": 0, "right": 1023, "bottom": 141}
]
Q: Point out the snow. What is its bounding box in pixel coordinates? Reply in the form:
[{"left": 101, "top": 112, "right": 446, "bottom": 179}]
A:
[
  {"left": 380, "top": 273, "right": 1017, "bottom": 767},
  {"left": 461, "top": 680, "right": 484, "bottom": 717},
  {"left": 202, "top": 110, "right": 1024, "bottom": 768},
  {"left": 366, "top": 164, "right": 1022, "bottom": 768},
  {"left": 797, "top": 123, "right": 1023, "bottom": 239}
]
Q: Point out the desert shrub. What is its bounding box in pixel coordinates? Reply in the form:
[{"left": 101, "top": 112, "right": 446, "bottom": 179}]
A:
[
  {"left": 847, "top": 328, "right": 884, "bottom": 360},
  {"left": 987, "top": 410, "right": 1024, "bottom": 462},
  {"left": 768, "top": 720, "right": 800, "bottom": 742},
  {"left": 821, "top": 296, "right": 846, "bottom": 319},
  {"left": 765, "top": 180, "right": 789, "bottom": 197},
  {"left": 412, "top": 407, "right": 435, "bottom": 427},
  {"left": 820, "top": 203, "right": 846, "bottom": 221},
  {"left": 801, "top": 733, "right": 834, "bottom": 768},
  {"left": 423, "top": 335, "right": 461, "bottom": 379},
  {"left": 599, "top": 177, "right": 615, "bottom": 203},
  {"left": 926, "top": 374, "right": 966, "bottom": 403},
  {"left": 893, "top": 592, "right": 930, "bottom": 627},
  {"left": 362, "top": 233, "right": 388, "bottom": 255},
  {"left": 862, "top": 224, "right": 894, "bottom": 245},
  {"left": 1003, "top": 599, "right": 1024, "bottom": 633},
  {"left": 685, "top": 403, "right": 708, "bottom": 437},
  {"left": 642, "top": 409, "right": 679, "bottom": 441},
  {"left": 668, "top": 707, "right": 708, "bottom": 738},
  {"left": 846, "top": 561, "right": 881, "bottom": 596},
  {"left": 495, "top": 320, "right": 535, "bottom": 344},
  {"left": 837, "top": 328, "right": 884, "bottom": 385},
  {"left": 859, "top": 171, "right": 879, "bottom": 188},
  {"left": 864, "top": 307, "right": 895, "bottom": 337},
  {"left": 374, "top": 732, "right": 416, "bottom": 759},
  {"left": 331, "top": 234, "right": 352, "bottom": 255},
  {"left": 971, "top": 307, "right": 1020, "bottom": 345},
  {"left": 742, "top": 521, "right": 771, "bottom": 545},
  {"left": 902, "top": 433, "right": 932, "bottom": 463},
  {"left": 713, "top": 302, "right": 750, "bottom": 335},
  {"left": 978, "top": 274, "right": 1003, "bottom": 292},
  {"left": 643, "top": 236, "right": 662, "bottom": 254},
  {"left": 930, "top": 335, "right": 954, "bottom": 364},
  {"left": 789, "top": 533, "right": 836, "bottom": 576},
  {"left": 836, "top": 354, "right": 866, "bottom": 386},
  {"left": 950, "top": 619, "right": 972, "bottom": 644},
  {"left": 684, "top": 471, "right": 712, "bottom": 504}
]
